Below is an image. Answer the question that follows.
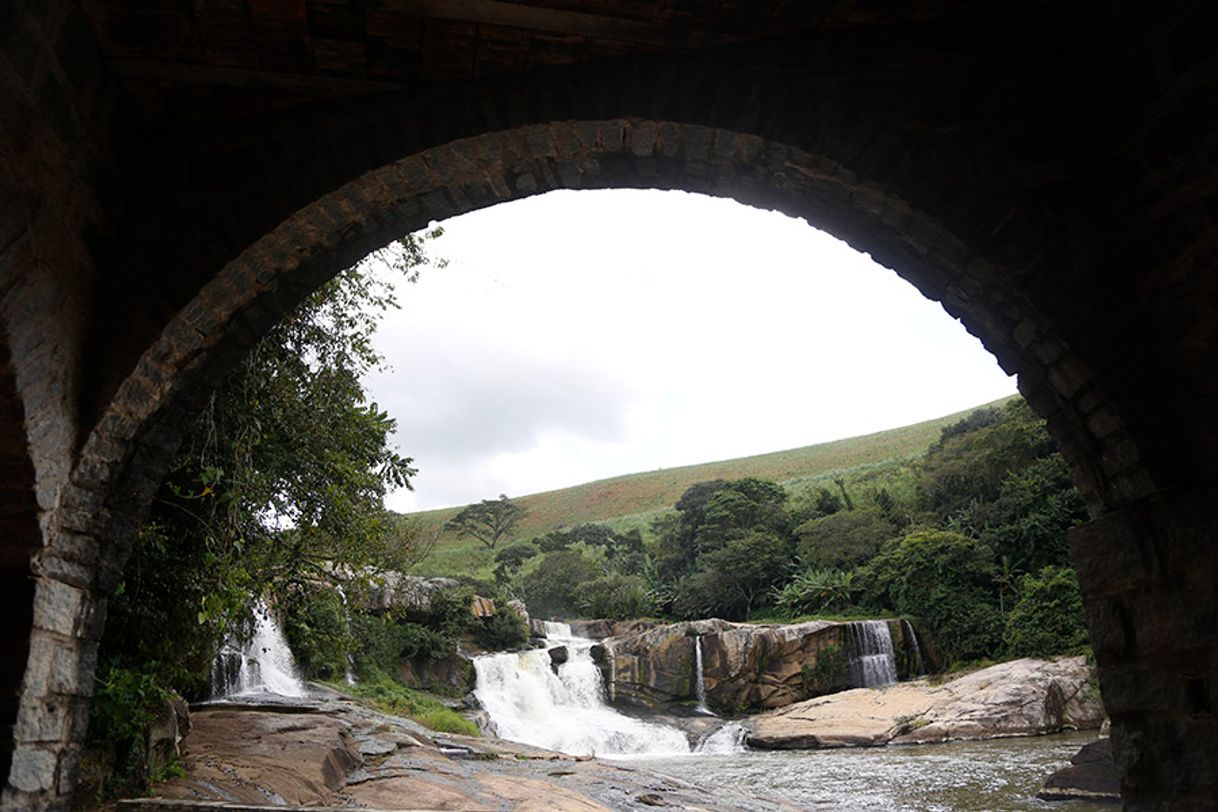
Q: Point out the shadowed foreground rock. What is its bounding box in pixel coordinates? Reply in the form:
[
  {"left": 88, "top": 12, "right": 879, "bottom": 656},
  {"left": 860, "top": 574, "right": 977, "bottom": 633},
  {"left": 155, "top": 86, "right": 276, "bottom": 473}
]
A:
[
  {"left": 146, "top": 687, "right": 798, "bottom": 811},
  {"left": 1038, "top": 738, "right": 1121, "bottom": 804},
  {"left": 747, "top": 656, "right": 1103, "bottom": 750}
]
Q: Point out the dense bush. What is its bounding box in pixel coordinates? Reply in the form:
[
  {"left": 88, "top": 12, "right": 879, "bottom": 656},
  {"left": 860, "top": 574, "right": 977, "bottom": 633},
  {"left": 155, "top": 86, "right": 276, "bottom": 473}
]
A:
[
  {"left": 794, "top": 508, "right": 897, "bottom": 570},
  {"left": 522, "top": 549, "right": 601, "bottom": 617},
  {"left": 1003, "top": 566, "right": 1089, "bottom": 657},
  {"left": 579, "top": 574, "right": 657, "bottom": 619},
  {"left": 771, "top": 568, "right": 857, "bottom": 616},
  {"left": 861, "top": 531, "right": 1003, "bottom": 663},
  {"left": 279, "top": 586, "right": 352, "bottom": 680},
  {"left": 473, "top": 610, "right": 531, "bottom": 651}
]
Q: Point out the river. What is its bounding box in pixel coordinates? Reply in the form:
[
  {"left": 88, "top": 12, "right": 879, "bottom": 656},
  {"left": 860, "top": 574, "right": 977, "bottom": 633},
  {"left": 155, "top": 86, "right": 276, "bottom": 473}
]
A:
[{"left": 623, "top": 731, "right": 1111, "bottom": 812}]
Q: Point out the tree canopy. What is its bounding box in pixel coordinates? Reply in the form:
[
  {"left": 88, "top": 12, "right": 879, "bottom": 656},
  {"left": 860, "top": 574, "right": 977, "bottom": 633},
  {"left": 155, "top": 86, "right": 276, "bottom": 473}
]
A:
[{"left": 445, "top": 494, "right": 527, "bottom": 549}]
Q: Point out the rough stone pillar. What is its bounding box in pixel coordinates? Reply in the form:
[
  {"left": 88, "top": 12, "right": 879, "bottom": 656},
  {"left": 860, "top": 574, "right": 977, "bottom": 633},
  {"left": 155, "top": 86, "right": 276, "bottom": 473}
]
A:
[{"left": 1071, "top": 487, "right": 1218, "bottom": 812}]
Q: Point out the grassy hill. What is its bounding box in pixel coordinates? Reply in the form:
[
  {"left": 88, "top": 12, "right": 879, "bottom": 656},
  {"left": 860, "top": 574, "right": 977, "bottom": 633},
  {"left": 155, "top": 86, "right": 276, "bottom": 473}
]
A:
[{"left": 404, "top": 395, "right": 1018, "bottom": 577}]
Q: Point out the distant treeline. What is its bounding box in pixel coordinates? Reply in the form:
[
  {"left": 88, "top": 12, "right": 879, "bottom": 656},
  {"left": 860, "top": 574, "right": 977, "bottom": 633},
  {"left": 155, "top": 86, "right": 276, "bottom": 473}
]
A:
[{"left": 492, "top": 398, "right": 1090, "bottom": 667}]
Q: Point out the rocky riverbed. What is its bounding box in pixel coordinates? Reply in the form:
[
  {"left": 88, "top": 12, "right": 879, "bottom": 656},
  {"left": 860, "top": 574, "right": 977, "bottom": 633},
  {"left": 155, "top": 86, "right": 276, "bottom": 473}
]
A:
[{"left": 149, "top": 686, "right": 796, "bottom": 811}]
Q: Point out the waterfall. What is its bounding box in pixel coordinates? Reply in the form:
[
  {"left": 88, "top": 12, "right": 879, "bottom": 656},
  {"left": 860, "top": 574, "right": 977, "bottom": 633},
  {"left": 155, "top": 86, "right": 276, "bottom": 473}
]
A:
[
  {"left": 211, "top": 598, "right": 307, "bottom": 699},
  {"left": 335, "top": 584, "right": 357, "bottom": 685},
  {"left": 845, "top": 620, "right": 898, "bottom": 689},
  {"left": 541, "top": 620, "right": 575, "bottom": 639},
  {"left": 697, "top": 721, "right": 748, "bottom": 754},
  {"left": 693, "top": 636, "right": 713, "bottom": 715},
  {"left": 473, "top": 623, "right": 742, "bottom": 757},
  {"left": 901, "top": 619, "right": 926, "bottom": 677}
]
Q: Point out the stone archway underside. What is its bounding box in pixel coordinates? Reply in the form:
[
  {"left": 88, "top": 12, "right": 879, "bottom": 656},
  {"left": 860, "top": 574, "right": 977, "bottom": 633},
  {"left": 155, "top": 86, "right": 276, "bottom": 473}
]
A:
[{"left": 2, "top": 2, "right": 1217, "bottom": 809}]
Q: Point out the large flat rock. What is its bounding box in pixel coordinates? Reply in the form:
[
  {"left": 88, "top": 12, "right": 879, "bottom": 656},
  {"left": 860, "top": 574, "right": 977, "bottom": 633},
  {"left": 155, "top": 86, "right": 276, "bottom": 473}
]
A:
[{"left": 748, "top": 656, "right": 1103, "bottom": 750}]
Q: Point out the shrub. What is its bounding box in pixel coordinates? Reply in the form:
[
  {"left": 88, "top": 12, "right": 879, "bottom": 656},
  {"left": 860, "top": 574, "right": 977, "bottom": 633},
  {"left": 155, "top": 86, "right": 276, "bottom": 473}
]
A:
[
  {"left": 1003, "top": 565, "right": 1089, "bottom": 657},
  {"left": 860, "top": 530, "right": 1002, "bottom": 665},
  {"left": 279, "top": 586, "right": 352, "bottom": 680},
  {"left": 578, "top": 574, "right": 657, "bottom": 619},
  {"left": 343, "top": 671, "right": 480, "bottom": 736},
  {"left": 794, "top": 508, "right": 897, "bottom": 570},
  {"left": 473, "top": 610, "right": 530, "bottom": 651}
]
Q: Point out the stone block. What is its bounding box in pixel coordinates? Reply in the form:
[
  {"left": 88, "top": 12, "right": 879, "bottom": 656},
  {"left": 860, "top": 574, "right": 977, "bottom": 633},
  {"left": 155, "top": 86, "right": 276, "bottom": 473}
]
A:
[
  {"left": 32, "top": 579, "right": 84, "bottom": 637},
  {"left": 7, "top": 746, "right": 56, "bottom": 793}
]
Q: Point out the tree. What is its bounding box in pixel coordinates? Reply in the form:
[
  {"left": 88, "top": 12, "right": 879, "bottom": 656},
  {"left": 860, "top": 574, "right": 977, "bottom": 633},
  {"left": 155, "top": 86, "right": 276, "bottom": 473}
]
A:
[
  {"left": 1003, "top": 566, "right": 1089, "bottom": 657},
  {"left": 93, "top": 234, "right": 443, "bottom": 794},
  {"left": 445, "top": 494, "right": 527, "bottom": 549},
  {"left": 860, "top": 530, "right": 1002, "bottom": 664},
  {"left": 102, "top": 234, "right": 442, "bottom": 688},
  {"left": 493, "top": 543, "right": 537, "bottom": 585}
]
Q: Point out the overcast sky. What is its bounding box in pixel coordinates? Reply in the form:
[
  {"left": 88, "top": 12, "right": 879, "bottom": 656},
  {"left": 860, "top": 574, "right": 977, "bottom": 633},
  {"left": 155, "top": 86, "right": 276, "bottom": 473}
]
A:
[{"left": 363, "top": 189, "right": 1017, "bottom": 513}]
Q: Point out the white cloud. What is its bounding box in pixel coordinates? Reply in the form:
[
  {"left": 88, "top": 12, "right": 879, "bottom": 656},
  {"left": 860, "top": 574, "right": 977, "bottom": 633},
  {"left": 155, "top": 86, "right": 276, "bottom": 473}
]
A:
[{"left": 365, "top": 189, "right": 1017, "bottom": 512}]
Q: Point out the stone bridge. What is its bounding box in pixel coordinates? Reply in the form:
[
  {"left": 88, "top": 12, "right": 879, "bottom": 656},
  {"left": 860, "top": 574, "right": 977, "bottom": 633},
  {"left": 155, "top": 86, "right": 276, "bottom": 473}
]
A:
[{"left": 1, "top": 1, "right": 1216, "bottom": 809}]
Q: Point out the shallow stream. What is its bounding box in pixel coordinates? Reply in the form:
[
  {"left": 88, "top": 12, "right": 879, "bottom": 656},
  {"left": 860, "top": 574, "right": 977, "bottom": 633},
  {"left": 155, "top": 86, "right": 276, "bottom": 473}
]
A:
[{"left": 623, "top": 731, "right": 1111, "bottom": 812}]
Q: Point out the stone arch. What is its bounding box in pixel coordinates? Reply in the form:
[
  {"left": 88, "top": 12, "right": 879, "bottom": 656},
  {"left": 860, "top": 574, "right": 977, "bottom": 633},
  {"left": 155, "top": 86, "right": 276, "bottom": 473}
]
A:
[
  {"left": 0, "top": 339, "right": 39, "bottom": 789},
  {"left": 6, "top": 24, "right": 1212, "bottom": 809}
]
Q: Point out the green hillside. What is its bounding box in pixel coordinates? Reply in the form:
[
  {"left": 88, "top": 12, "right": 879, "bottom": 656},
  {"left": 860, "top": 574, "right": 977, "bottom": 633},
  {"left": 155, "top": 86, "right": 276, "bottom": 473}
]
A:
[{"left": 403, "top": 395, "right": 1019, "bottom": 577}]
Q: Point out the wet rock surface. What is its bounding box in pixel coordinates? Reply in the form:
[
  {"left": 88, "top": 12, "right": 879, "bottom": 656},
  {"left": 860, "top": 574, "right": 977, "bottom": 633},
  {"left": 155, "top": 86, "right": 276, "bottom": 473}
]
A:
[
  {"left": 149, "top": 685, "right": 797, "bottom": 811},
  {"left": 1038, "top": 737, "right": 1121, "bottom": 803},
  {"left": 748, "top": 656, "right": 1103, "bottom": 749}
]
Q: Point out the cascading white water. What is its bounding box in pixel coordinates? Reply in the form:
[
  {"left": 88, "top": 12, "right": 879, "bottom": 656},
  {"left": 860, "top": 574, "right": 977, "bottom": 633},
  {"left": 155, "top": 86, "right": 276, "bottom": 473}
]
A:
[
  {"left": 693, "top": 636, "right": 713, "bottom": 715},
  {"left": 473, "top": 623, "right": 742, "bottom": 757},
  {"left": 901, "top": 619, "right": 926, "bottom": 677},
  {"left": 211, "top": 598, "right": 307, "bottom": 699},
  {"left": 335, "top": 584, "right": 357, "bottom": 685},
  {"left": 845, "top": 620, "right": 898, "bottom": 688},
  {"left": 697, "top": 721, "right": 749, "bottom": 754}
]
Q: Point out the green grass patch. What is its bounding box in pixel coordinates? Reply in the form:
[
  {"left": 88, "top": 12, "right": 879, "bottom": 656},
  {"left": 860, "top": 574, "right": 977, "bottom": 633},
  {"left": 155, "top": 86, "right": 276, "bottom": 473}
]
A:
[{"left": 332, "top": 673, "right": 480, "bottom": 737}]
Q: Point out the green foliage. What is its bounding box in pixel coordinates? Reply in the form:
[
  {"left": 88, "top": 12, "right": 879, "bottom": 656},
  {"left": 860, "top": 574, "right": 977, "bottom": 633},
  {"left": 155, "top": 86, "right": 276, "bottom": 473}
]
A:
[
  {"left": 341, "top": 671, "right": 480, "bottom": 736},
  {"left": 861, "top": 530, "right": 1002, "bottom": 664},
  {"left": 578, "top": 574, "right": 657, "bottom": 619},
  {"left": 918, "top": 399, "right": 1057, "bottom": 517},
  {"left": 672, "top": 530, "right": 790, "bottom": 620},
  {"left": 102, "top": 234, "right": 441, "bottom": 698},
  {"left": 493, "top": 544, "right": 537, "bottom": 584},
  {"left": 278, "top": 585, "right": 352, "bottom": 681},
  {"left": 1003, "top": 566, "right": 1089, "bottom": 657},
  {"left": 87, "top": 661, "right": 173, "bottom": 796},
  {"left": 772, "top": 568, "right": 857, "bottom": 616},
  {"left": 445, "top": 494, "right": 527, "bottom": 549},
  {"left": 473, "top": 610, "right": 531, "bottom": 651},
  {"left": 521, "top": 549, "right": 601, "bottom": 617},
  {"left": 794, "top": 508, "right": 897, "bottom": 570}
]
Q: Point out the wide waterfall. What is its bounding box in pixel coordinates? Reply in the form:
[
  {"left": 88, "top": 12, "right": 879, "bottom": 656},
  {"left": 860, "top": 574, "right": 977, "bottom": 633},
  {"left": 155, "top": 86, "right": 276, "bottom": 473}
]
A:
[
  {"left": 211, "top": 598, "right": 308, "bottom": 699},
  {"left": 473, "top": 623, "right": 740, "bottom": 757},
  {"left": 845, "top": 620, "right": 898, "bottom": 688}
]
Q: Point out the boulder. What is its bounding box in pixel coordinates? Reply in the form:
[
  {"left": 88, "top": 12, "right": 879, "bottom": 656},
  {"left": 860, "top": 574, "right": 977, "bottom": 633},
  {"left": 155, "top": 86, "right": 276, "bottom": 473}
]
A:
[
  {"left": 552, "top": 642, "right": 570, "bottom": 672},
  {"left": 604, "top": 618, "right": 864, "bottom": 713},
  {"left": 153, "top": 707, "right": 362, "bottom": 805},
  {"left": 146, "top": 691, "right": 192, "bottom": 774},
  {"left": 602, "top": 619, "right": 734, "bottom": 707},
  {"left": 748, "top": 656, "right": 1104, "bottom": 750},
  {"left": 365, "top": 574, "right": 460, "bottom": 614},
  {"left": 1038, "top": 737, "right": 1121, "bottom": 803},
  {"left": 399, "top": 650, "right": 475, "bottom": 695},
  {"left": 471, "top": 595, "right": 496, "bottom": 617}
]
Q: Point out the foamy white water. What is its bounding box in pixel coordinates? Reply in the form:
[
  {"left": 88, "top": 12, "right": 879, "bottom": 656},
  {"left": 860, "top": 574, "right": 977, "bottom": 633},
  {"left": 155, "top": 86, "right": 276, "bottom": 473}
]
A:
[
  {"left": 846, "top": 620, "right": 898, "bottom": 688},
  {"left": 211, "top": 598, "right": 307, "bottom": 698},
  {"left": 474, "top": 623, "right": 742, "bottom": 757}
]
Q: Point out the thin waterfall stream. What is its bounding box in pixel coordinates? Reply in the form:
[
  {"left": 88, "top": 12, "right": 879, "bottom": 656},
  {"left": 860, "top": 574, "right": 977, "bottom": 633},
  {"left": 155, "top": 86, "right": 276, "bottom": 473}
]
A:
[
  {"left": 473, "top": 622, "right": 744, "bottom": 757},
  {"left": 693, "top": 635, "right": 714, "bottom": 715}
]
